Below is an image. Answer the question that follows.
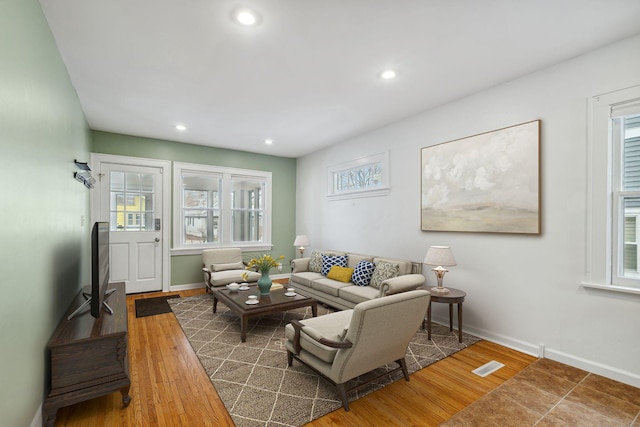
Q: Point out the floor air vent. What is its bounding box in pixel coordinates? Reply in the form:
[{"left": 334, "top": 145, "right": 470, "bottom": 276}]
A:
[{"left": 472, "top": 360, "right": 505, "bottom": 377}]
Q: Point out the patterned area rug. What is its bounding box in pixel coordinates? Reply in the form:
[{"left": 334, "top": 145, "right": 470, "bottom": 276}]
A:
[{"left": 168, "top": 293, "right": 479, "bottom": 427}]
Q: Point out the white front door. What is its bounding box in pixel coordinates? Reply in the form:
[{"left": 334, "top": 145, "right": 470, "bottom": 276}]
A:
[{"left": 92, "top": 156, "right": 170, "bottom": 294}]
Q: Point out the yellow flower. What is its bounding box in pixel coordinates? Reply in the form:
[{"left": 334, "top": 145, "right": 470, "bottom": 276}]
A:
[{"left": 243, "top": 253, "right": 285, "bottom": 275}]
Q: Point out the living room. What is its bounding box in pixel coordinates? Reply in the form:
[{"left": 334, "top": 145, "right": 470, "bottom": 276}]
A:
[{"left": 3, "top": 1, "right": 640, "bottom": 426}]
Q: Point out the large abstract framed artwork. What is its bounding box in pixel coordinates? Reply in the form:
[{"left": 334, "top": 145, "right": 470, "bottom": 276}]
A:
[{"left": 421, "top": 120, "right": 540, "bottom": 234}]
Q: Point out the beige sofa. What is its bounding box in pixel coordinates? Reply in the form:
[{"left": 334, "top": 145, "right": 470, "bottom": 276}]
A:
[{"left": 290, "top": 250, "right": 425, "bottom": 310}]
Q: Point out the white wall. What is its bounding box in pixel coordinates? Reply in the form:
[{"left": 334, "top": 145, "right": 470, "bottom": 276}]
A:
[{"left": 296, "top": 34, "right": 640, "bottom": 387}]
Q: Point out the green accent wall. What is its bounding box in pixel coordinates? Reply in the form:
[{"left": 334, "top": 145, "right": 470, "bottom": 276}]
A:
[
  {"left": 0, "top": 0, "right": 92, "bottom": 425},
  {"left": 91, "top": 131, "right": 297, "bottom": 286}
]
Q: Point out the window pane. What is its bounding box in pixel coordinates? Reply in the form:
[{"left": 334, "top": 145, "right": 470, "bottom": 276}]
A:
[
  {"left": 231, "top": 178, "right": 264, "bottom": 242},
  {"left": 184, "top": 211, "right": 218, "bottom": 243},
  {"left": 181, "top": 172, "right": 222, "bottom": 245},
  {"left": 231, "top": 179, "right": 263, "bottom": 209},
  {"left": 622, "top": 197, "right": 640, "bottom": 278},
  {"left": 333, "top": 162, "right": 382, "bottom": 192},
  {"left": 232, "top": 210, "right": 263, "bottom": 242},
  {"left": 623, "top": 115, "right": 640, "bottom": 191}
]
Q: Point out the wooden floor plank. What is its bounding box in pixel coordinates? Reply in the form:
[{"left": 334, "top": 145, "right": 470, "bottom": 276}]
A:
[{"left": 54, "top": 288, "right": 535, "bottom": 427}]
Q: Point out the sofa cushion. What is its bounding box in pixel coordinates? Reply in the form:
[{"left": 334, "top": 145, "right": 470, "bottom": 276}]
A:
[
  {"left": 370, "top": 262, "right": 400, "bottom": 288},
  {"left": 321, "top": 255, "right": 348, "bottom": 276},
  {"left": 352, "top": 260, "right": 375, "bottom": 286},
  {"left": 327, "top": 266, "right": 354, "bottom": 283},
  {"left": 311, "top": 277, "right": 351, "bottom": 297},
  {"left": 373, "top": 257, "right": 412, "bottom": 276},
  {"left": 291, "top": 271, "right": 323, "bottom": 288},
  {"left": 209, "top": 269, "right": 261, "bottom": 287},
  {"left": 309, "top": 251, "right": 324, "bottom": 273},
  {"left": 339, "top": 285, "right": 379, "bottom": 305},
  {"left": 211, "top": 261, "right": 245, "bottom": 272},
  {"left": 347, "top": 253, "right": 374, "bottom": 269}
]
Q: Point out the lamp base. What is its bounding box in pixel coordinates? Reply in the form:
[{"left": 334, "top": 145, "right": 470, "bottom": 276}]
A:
[{"left": 431, "top": 286, "right": 450, "bottom": 293}]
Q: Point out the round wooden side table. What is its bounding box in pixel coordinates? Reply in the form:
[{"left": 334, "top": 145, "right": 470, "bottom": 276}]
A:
[{"left": 423, "top": 287, "right": 466, "bottom": 343}]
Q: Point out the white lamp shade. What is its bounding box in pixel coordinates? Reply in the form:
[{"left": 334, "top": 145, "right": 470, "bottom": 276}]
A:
[
  {"left": 293, "top": 235, "right": 309, "bottom": 246},
  {"left": 424, "top": 246, "right": 456, "bottom": 267}
]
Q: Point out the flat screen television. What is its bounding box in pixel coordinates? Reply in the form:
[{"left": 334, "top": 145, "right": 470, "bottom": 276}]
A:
[
  {"left": 67, "top": 221, "right": 114, "bottom": 320},
  {"left": 91, "top": 221, "right": 111, "bottom": 318}
]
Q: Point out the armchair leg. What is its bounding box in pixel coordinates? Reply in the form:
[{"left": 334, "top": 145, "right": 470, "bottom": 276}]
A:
[
  {"left": 398, "top": 358, "right": 410, "bottom": 381},
  {"left": 336, "top": 383, "right": 350, "bottom": 411}
]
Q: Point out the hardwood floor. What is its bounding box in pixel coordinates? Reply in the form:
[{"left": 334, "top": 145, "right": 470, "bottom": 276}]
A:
[{"left": 53, "top": 288, "right": 536, "bottom": 427}]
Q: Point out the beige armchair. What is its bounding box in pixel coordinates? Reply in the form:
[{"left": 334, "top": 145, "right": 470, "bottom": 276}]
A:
[
  {"left": 284, "top": 289, "right": 430, "bottom": 411},
  {"left": 202, "top": 248, "right": 261, "bottom": 292}
]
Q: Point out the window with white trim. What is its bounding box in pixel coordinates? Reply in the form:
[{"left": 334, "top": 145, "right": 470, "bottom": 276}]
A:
[
  {"left": 327, "top": 152, "right": 390, "bottom": 200},
  {"left": 173, "top": 162, "right": 272, "bottom": 253},
  {"left": 586, "top": 85, "right": 640, "bottom": 292}
]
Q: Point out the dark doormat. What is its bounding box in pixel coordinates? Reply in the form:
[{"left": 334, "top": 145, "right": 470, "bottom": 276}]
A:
[{"left": 135, "top": 295, "right": 180, "bottom": 318}]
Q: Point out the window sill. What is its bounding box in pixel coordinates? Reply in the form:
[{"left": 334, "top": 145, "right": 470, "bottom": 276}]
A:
[
  {"left": 171, "top": 244, "right": 274, "bottom": 256},
  {"left": 581, "top": 282, "right": 640, "bottom": 295},
  {"left": 327, "top": 187, "right": 390, "bottom": 201}
]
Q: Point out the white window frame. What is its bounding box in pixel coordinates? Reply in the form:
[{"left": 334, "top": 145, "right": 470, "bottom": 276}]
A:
[
  {"left": 327, "top": 152, "right": 390, "bottom": 201},
  {"left": 584, "top": 84, "right": 640, "bottom": 294},
  {"left": 172, "top": 162, "right": 272, "bottom": 255}
]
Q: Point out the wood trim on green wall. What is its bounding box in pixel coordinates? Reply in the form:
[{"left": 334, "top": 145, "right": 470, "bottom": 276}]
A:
[{"left": 91, "top": 130, "right": 297, "bottom": 286}]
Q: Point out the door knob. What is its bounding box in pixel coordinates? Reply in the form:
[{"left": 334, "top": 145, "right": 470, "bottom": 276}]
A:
[{"left": 155, "top": 238, "right": 160, "bottom": 242}]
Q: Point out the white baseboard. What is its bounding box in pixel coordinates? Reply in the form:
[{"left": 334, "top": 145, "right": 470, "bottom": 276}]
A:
[
  {"left": 169, "top": 282, "right": 205, "bottom": 292},
  {"left": 433, "top": 314, "right": 640, "bottom": 389},
  {"left": 31, "top": 404, "right": 42, "bottom": 427}
]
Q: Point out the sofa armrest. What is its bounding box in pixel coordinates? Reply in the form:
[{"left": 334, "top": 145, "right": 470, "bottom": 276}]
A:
[
  {"left": 291, "top": 257, "right": 311, "bottom": 273},
  {"left": 378, "top": 274, "right": 425, "bottom": 297}
]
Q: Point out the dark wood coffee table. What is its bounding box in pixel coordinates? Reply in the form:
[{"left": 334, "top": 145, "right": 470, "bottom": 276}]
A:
[{"left": 212, "top": 285, "right": 318, "bottom": 342}]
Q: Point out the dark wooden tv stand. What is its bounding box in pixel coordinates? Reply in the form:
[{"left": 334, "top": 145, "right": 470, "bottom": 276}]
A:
[{"left": 43, "top": 282, "right": 131, "bottom": 427}]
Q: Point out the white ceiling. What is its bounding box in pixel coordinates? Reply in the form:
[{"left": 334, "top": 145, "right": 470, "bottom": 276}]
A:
[{"left": 40, "top": 0, "right": 640, "bottom": 158}]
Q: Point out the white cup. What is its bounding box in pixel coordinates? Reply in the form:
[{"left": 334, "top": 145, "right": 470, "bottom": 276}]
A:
[
  {"left": 248, "top": 295, "right": 257, "bottom": 301},
  {"left": 287, "top": 288, "right": 295, "bottom": 293}
]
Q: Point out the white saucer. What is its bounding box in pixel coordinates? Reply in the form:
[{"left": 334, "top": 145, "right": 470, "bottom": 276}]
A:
[
  {"left": 245, "top": 300, "right": 259, "bottom": 305},
  {"left": 239, "top": 285, "right": 250, "bottom": 291},
  {"left": 284, "top": 292, "right": 296, "bottom": 297}
]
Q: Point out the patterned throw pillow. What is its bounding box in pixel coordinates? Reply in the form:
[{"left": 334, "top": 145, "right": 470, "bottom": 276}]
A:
[
  {"left": 352, "top": 260, "right": 375, "bottom": 286},
  {"left": 321, "top": 255, "right": 348, "bottom": 276},
  {"left": 327, "top": 266, "right": 354, "bottom": 283},
  {"left": 309, "top": 251, "right": 323, "bottom": 273},
  {"left": 369, "top": 262, "right": 400, "bottom": 288}
]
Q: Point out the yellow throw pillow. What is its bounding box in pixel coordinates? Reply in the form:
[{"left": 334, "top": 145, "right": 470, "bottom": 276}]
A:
[{"left": 327, "top": 266, "right": 354, "bottom": 283}]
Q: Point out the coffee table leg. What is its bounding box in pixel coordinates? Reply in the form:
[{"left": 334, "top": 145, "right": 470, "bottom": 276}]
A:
[
  {"left": 311, "top": 301, "right": 317, "bottom": 317},
  {"left": 213, "top": 295, "right": 218, "bottom": 313},
  {"left": 240, "top": 315, "right": 248, "bottom": 342},
  {"left": 457, "top": 302, "right": 463, "bottom": 343}
]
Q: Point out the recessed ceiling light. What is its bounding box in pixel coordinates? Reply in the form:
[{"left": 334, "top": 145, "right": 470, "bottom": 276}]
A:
[
  {"left": 232, "top": 8, "right": 261, "bottom": 26},
  {"left": 175, "top": 124, "right": 187, "bottom": 131},
  {"left": 264, "top": 139, "right": 273, "bottom": 145},
  {"left": 380, "top": 70, "right": 397, "bottom": 80}
]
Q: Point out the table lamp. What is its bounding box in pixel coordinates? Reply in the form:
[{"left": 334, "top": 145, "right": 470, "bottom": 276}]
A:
[
  {"left": 424, "top": 246, "right": 456, "bottom": 293},
  {"left": 293, "top": 235, "right": 309, "bottom": 257}
]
